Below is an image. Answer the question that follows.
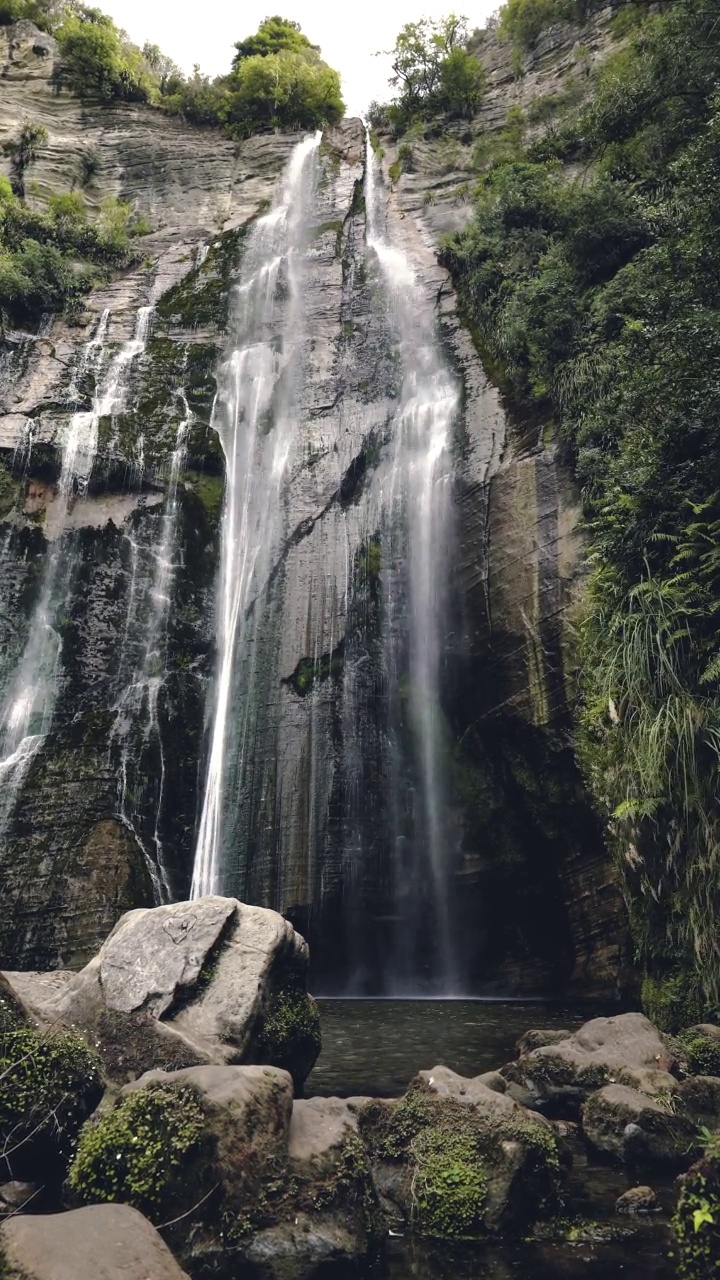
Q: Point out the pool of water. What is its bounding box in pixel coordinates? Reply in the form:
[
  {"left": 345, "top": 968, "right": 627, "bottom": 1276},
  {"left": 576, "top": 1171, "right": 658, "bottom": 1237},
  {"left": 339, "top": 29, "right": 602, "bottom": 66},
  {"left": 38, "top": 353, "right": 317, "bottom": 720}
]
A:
[
  {"left": 308, "top": 998, "right": 606, "bottom": 1097},
  {"left": 306, "top": 999, "right": 675, "bottom": 1280}
]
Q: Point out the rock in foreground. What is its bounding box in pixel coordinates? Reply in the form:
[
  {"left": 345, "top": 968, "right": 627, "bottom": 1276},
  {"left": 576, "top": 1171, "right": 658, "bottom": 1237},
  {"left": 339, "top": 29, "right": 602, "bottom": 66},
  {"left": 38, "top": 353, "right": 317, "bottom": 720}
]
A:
[
  {"left": 3, "top": 897, "right": 320, "bottom": 1089},
  {"left": 0, "top": 1204, "right": 190, "bottom": 1280},
  {"left": 67, "top": 1064, "right": 381, "bottom": 1280}
]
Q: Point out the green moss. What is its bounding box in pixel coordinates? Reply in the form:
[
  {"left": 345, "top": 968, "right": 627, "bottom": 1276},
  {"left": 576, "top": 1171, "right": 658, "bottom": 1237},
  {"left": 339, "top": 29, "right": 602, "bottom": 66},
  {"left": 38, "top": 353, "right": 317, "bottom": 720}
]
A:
[
  {"left": 68, "top": 1084, "right": 210, "bottom": 1223},
  {"left": 155, "top": 225, "right": 250, "bottom": 330},
  {"left": 184, "top": 470, "right": 225, "bottom": 525},
  {"left": 252, "top": 985, "right": 321, "bottom": 1089},
  {"left": 361, "top": 1084, "right": 562, "bottom": 1236},
  {"left": 673, "top": 1155, "right": 720, "bottom": 1280},
  {"left": 675, "top": 1031, "right": 720, "bottom": 1078},
  {"left": 285, "top": 643, "right": 344, "bottom": 697},
  {"left": 411, "top": 1127, "right": 487, "bottom": 1237},
  {"left": 0, "top": 1027, "right": 102, "bottom": 1173},
  {"left": 0, "top": 461, "right": 20, "bottom": 520},
  {"left": 642, "top": 973, "right": 707, "bottom": 1034}
]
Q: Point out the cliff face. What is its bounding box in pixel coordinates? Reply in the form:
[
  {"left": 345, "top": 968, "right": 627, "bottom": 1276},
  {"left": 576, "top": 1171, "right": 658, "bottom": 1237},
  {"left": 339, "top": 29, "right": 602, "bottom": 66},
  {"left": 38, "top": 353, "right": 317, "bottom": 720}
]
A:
[{"left": 0, "top": 19, "right": 628, "bottom": 994}]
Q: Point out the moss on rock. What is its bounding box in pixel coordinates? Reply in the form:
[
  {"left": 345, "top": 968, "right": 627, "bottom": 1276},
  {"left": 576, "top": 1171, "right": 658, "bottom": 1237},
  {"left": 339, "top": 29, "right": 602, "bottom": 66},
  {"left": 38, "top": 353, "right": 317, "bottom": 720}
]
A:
[
  {"left": 675, "top": 1031, "right": 720, "bottom": 1078},
  {"left": 360, "top": 1083, "right": 563, "bottom": 1237},
  {"left": 0, "top": 1028, "right": 102, "bottom": 1180},
  {"left": 674, "top": 1151, "right": 720, "bottom": 1280},
  {"left": 251, "top": 985, "right": 321, "bottom": 1091},
  {"left": 642, "top": 972, "right": 707, "bottom": 1034},
  {"left": 68, "top": 1083, "right": 210, "bottom": 1223},
  {"left": 411, "top": 1126, "right": 488, "bottom": 1237}
]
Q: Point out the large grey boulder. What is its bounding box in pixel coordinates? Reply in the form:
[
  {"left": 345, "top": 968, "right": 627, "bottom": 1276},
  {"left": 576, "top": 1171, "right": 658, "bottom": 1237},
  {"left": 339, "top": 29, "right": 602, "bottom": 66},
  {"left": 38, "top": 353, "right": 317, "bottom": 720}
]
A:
[
  {"left": 69, "top": 1065, "right": 381, "bottom": 1280},
  {"left": 502, "top": 1014, "right": 674, "bottom": 1116},
  {"left": 359, "top": 1066, "right": 566, "bottom": 1236},
  {"left": 3, "top": 897, "right": 320, "bottom": 1088},
  {"left": 0, "top": 1204, "right": 190, "bottom": 1280},
  {"left": 581, "top": 1083, "right": 698, "bottom": 1167}
]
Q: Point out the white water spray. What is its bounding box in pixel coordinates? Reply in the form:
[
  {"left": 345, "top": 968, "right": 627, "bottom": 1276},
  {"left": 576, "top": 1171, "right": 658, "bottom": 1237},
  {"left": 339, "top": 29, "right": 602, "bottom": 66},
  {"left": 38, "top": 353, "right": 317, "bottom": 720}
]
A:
[{"left": 192, "top": 131, "right": 322, "bottom": 899}]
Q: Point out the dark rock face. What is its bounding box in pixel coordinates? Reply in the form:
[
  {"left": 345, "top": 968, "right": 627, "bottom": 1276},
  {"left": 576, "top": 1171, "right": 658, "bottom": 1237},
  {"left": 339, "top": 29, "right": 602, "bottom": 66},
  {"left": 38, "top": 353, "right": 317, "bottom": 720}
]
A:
[{"left": 0, "top": 17, "right": 628, "bottom": 998}]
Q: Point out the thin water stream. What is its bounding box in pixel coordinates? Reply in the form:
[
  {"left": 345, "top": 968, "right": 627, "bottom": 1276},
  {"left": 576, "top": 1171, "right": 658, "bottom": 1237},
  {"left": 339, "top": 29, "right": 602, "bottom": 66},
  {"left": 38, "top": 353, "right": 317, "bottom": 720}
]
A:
[
  {"left": 0, "top": 306, "right": 153, "bottom": 841},
  {"left": 192, "top": 132, "right": 322, "bottom": 897}
]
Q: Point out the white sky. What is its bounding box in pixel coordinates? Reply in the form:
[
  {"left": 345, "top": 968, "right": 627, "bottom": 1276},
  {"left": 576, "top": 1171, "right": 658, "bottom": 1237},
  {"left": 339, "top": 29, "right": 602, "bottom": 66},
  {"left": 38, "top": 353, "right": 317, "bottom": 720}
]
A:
[{"left": 97, "top": 0, "right": 498, "bottom": 116}]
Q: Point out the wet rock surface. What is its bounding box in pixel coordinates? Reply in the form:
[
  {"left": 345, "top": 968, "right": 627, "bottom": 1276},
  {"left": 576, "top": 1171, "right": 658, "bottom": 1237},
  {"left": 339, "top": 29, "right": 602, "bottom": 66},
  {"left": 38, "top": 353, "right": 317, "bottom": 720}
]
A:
[{"left": 3, "top": 897, "right": 320, "bottom": 1088}]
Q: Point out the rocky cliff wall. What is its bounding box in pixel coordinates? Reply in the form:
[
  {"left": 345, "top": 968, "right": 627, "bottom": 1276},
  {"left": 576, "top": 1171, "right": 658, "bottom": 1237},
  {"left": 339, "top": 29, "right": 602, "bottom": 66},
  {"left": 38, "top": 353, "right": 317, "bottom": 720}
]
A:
[{"left": 0, "top": 18, "right": 628, "bottom": 995}]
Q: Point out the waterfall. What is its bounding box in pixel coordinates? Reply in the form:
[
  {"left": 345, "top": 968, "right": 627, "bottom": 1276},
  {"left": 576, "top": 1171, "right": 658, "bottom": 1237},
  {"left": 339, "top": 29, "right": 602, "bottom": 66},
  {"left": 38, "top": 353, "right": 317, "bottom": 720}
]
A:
[
  {"left": 362, "top": 135, "right": 460, "bottom": 992},
  {"left": 112, "top": 397, "right": 190, "bottom": 900},
  {"left": 192, "top": 131, "right": 322, "bottom": 898},
  {"left": 0, "top": 306, "right": 153, "bottom": 842}
]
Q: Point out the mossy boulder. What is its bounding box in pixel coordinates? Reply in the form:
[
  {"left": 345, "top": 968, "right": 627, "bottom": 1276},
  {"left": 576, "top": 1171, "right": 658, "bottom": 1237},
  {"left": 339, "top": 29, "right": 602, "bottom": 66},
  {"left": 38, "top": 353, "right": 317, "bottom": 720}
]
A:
[
  {"left": 674, "top": 1028, "right": 720, "bottom": 1079},
  {"left": 0, "top": 1027, "right": 102, "bottom": 1182},
  {"left": 68, "top": 1066, "right": 380, "bottom": 1280},
  {"left": 641, "top": 972, "right": 708, "bottom": 1034},
  {"left": 359, "top": 1067, "right": 565, "bottom": 1237},
  {"left": 67, "top": 1083, "right": 210, "bottom": 1222},
  {"left": 581, "top": 1083, "right": 698, "bottom": 1169},
  {"left": 3, "top": 897, "right": 320, "bottom": 1090},
  {"left": 501, "top": 1013, "right": 674, "bottom": 1117},
  {"left": 674, "top": 1152, "right": 720, "bottom": 1280}
]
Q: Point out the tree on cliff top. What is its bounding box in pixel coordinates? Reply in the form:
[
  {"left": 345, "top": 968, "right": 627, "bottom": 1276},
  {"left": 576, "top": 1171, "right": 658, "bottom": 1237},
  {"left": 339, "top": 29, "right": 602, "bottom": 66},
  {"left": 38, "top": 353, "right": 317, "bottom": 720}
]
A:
[{"left": 377, "top": 13, "right": 485, "bottom": 132}]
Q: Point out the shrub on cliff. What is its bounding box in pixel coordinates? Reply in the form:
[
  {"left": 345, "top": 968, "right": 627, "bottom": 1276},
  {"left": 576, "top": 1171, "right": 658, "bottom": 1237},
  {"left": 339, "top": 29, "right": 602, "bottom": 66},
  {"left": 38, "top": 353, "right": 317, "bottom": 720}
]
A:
[
  {"left": 381, "top": 15, "right": 485, "bottom": 133},
  {"left": 54, "top": 7, "right": 155, "bottom": 102}
]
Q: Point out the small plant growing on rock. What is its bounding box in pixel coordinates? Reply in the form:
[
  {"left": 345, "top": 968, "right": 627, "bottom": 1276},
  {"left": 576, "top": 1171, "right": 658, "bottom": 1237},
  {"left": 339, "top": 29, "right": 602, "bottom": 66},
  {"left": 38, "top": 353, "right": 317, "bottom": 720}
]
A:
[
  {"left": 0, "top": 1026, "right": 102, "bottom": 1180},
  {"left": 673, "top": 1132, "right": 720, "bottom": 1279}
]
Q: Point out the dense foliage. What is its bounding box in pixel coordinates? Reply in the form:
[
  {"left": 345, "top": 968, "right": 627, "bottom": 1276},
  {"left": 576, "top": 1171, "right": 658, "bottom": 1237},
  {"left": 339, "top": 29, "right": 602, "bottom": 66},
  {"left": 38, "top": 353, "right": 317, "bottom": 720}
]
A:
[
  {"left": 0, "top": 172, "right": 147, "bottom": 328},
  {"left": 372, "top": 15, "right": 485, "bottom": 133},
  {"left": 497, "top": 0, "right": 609, "bottom": 48},
  {"left": 442, "top": 0, "right": 720, "bottom": 1007},
  {"left": 0, "top": 5, "right": 344, "bottom": 133}
]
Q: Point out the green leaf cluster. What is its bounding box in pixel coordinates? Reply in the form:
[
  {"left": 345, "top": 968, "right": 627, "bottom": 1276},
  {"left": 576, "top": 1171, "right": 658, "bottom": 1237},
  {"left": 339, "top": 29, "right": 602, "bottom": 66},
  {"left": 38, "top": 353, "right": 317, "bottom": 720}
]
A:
[
  {"left": 442, "top": 0, "right": 720, "bottom": 1004},
  {"left": 0, "top": 175, "right": 145, "bottom": 328},
  {"left": 0, "top": 1025, "right": 102, "bottom": 1175},
  {"left": 674, "top": 1154, "right": 720, "bottom": 1280},
  {"left": 376, "top": 14, "right": 485, "bottom": 133}
]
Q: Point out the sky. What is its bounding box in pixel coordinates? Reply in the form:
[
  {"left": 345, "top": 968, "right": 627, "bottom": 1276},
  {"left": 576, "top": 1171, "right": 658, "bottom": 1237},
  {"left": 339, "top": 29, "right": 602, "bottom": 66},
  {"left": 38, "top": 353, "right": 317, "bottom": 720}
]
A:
[{"left": 97, "top": 0, "right": 499, "bottom": 116}]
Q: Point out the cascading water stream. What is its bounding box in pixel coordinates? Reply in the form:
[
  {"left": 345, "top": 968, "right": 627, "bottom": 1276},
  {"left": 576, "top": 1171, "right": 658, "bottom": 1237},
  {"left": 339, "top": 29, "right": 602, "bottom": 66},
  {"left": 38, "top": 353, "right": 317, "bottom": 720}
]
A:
[
  {"left": 112, "top": 397, "right": 191, "bottom": 900},
  {"left": 0, "top": 306, "right": 153, "bottom": 841},
  {"left": 364, "top": 134, "right": 460, "bottom": 992},
  {"left": 192, "top": 131, "right": 322, "bottom": 898}
]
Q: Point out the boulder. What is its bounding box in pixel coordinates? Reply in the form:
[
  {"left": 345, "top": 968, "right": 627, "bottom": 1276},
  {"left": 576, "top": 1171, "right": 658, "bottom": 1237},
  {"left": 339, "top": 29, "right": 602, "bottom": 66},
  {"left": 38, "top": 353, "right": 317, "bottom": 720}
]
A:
[
  {"left": 359, "top": 1066, "right": 566, "bottom": 1237},
  {"left": 68, "top": 1066, "right": 381, "bottom": 1280},
  {"left": 615, "top": 1185, "right": 658, "bottom": 1214},
  {"left": 0, "top": 1204, "right": 190, "bottom": 1280},
  {"left": 581, "top": 1083, "right": 698, "bottom": 1167},
  {"left": 3, "top": 897, "right": 320, "bottom": 1089},
  {"left": 677, "top": 1075, "right": 720, "bottom": 1125},
  {"left": 502, "top": 1014, "right": 674, "bottom": 1116},
  {"left": 515, "top": 1029, "right": 572, "bottom": 1056}
]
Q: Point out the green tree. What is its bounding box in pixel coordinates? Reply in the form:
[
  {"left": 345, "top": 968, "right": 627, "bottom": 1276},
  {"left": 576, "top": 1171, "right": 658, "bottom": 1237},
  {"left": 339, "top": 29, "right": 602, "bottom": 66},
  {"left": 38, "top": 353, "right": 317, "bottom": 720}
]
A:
[
  {"left": 232, "top": 15, "right": 316, "bottom": 64},
  {"left": 55, "top": 8, "right": 155, "bottom": 102}
]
